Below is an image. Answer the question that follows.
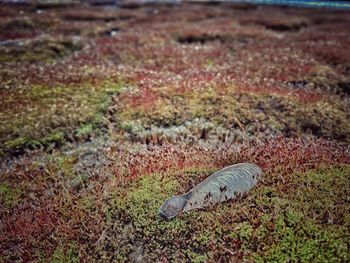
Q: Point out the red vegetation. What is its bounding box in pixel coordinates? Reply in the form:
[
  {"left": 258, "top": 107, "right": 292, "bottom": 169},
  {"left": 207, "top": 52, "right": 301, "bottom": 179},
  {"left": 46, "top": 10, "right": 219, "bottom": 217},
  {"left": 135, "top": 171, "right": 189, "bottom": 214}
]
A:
[
  {"left": 104, "top": 137, "right": 350, "bottom": 185},
  {"left": 1, "top": 2, "right": 350, "bottom": 261}
]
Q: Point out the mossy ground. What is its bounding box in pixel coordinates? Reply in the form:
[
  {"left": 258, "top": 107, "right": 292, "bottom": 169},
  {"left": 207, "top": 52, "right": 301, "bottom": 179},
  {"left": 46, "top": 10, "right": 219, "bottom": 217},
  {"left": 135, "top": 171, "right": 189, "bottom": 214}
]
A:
[
  {"left": 97, "top": 165, "right": 350, "bottom": 262},
  {"left": 0, "top": 80, "right": 123, "bottom": 156},
  {"left": 115, "top": 87, "right": 350, "bottom": 144},
  {"left": 0, "top": 2, "right": 350, "bottom": 262},
  {"left": 0, "top": 37, "right": 82, "bottom": 64},
  {"left": 0, "top": 182, "right": 21, "bottom": 209}
]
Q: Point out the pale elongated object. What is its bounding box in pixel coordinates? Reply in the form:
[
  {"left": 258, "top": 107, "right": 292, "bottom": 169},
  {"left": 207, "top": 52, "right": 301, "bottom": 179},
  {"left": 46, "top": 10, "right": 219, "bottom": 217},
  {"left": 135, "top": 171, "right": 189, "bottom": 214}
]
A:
[{"left": 159, "top": 163, "right": 262, "bottom": 220}]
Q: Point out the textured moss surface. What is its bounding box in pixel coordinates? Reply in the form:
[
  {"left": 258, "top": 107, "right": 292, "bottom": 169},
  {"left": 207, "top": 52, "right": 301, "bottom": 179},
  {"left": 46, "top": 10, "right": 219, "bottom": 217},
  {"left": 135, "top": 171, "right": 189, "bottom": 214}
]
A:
[
  {"left": 0, "top": 37, "right": 82, "bottom": 64},
  {"left": 0, "top": 182, "right": 21, "bottom": 209},
  {"left": 0, "top": 80, "right": 123, "bottom": 156},
  {"left": 0, "top": 2, "right": 349, "bottom": 262},
  {"left": 95, "top": 165, "right": 350, "bottom": 261}
]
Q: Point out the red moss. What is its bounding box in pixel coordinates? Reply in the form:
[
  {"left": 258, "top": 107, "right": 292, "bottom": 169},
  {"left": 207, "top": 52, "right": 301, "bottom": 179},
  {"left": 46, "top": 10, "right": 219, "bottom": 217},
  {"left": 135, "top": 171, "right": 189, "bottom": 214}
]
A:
[
  {"left": 1, "top": 2, "right": 350, "bottom": 261},
  {"left": 103, "top": 137, "right": 350, "bottom": 184}
]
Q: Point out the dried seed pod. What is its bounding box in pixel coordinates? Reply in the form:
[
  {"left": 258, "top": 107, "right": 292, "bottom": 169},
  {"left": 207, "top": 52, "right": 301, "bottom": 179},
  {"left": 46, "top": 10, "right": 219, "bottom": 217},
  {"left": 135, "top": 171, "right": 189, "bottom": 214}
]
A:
[{"left": 159, "top": 163, "right": 262, "bottom": 220}]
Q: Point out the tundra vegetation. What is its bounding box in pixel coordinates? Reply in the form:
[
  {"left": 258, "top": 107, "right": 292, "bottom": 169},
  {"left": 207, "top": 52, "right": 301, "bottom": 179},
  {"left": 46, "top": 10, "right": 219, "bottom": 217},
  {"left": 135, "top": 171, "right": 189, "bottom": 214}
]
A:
[{"left": 0, "top": 1, "right": 349, "bottom": 262}]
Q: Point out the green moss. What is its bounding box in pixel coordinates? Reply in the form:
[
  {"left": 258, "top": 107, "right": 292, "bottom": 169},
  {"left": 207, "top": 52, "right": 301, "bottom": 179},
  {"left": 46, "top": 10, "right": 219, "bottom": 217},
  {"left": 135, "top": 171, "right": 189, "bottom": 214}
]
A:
[
  {"left": 103, "top": 169, "right": 219, "bottom": 261},
  {"left": 287, "top": 166, "right": 350, "bottom": 224},
  {"left": 1, "top": 132, "right": 66, "bottom": 156},
  {"left": 0, "top": 80, "right": 123, "bottom": 156},
  {"left": 50, "top": 242, "right": 79, "bottom": 263},
  {"left": 252, "top": 165, "right": 350, "bottom": 262},
  {"left": 55, "top": 155, "right": 77, "bottom": 177},
  {"left": 103, "top": 165, "right": 350, "bottom": 261},
  {"left": 0, "top": 38, "right": 82, "bottom": 64},
  {"left": 41, "top": 132, "right": 65, "bottom": 146},
  {"left": 0, "top": 183, "right": 21, "bottom": 209},
  {"left": 237, "top": 221, "right": 253, "bottom": 241},
  {"left": 254, "top": 218, "right": 349, "bottom": 263},
  {"left": 3, "top": 136, "right": 37, "bottom": 154},
  {"left": 127, "top": 174, "right": 182, "bottom": 231},
  {"left": 77, "top": 196, "right": 95, "bottom": 211},
  {"left": 116, "top": 86, "right": 350, "bottom": 143},
  {"left": 285, "top": 210, "right": 303, "bottom": 227},
  {"left": 185, "top": 249, "right": 210, "bottom": 263},
  {"left": 75, "top": 124, "right": 93, "bottom": 140}
]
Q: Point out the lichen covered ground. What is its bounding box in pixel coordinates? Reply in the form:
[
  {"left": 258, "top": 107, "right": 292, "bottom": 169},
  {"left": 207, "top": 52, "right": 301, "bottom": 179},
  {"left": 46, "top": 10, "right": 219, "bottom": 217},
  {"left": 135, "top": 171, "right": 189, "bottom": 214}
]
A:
[{"left": 0, "top": 1, "right": 350, "bottom": 262}]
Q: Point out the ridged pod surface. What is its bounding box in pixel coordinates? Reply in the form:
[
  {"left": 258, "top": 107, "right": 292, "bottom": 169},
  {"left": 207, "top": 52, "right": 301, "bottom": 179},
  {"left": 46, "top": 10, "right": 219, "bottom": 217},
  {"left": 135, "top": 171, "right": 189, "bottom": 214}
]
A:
[{"left": 159, "top": 163, "right": 262, "bottom": 220}]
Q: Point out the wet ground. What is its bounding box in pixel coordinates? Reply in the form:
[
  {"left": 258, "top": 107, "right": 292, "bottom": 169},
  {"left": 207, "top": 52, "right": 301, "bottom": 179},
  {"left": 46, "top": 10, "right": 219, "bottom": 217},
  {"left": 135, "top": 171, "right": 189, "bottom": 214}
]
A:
[{"left": 0, "top": 1, "right": 350, "bottom": 262}]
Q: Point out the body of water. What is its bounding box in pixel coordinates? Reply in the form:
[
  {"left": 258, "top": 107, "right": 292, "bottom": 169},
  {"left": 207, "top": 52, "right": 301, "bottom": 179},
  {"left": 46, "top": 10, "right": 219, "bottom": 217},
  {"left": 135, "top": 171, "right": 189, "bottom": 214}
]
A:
[
  {"left": 2, "top": 0, "right": 350, "bottom": 9},
  {"left": 232, "top": 0, "right": 350, "bottom": 9}
]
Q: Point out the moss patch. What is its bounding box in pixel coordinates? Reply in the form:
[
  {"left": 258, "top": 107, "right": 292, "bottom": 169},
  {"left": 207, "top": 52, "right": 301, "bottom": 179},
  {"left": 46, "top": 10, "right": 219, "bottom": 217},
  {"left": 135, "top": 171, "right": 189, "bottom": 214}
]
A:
[
  {"left": 114, "top": 87, "right": 350, "bottom": 144},
  {"left": 0, "top": 37, "right": 82, "bottom": 64},
  {"left": 254, "top": 219, "right": 349, "bottom": 262},
  {"left": 50, "top": 242, "right": 79, "bottom": 263},
  {"left": 1, "top": 3, "right": 350, "bottom": 262},
  {"left": 0, "top": 182, "right": 21, "bottom": 209},
  {"left": 98, "top": 165, "right": 350, "bottom": 261},
  {"left": 0, "top": 80, "right": 123, "bottom": 156}
]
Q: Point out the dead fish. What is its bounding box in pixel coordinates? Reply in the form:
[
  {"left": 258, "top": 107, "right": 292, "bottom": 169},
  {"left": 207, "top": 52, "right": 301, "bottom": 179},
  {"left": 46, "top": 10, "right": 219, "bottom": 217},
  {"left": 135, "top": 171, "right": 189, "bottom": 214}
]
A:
[{"left": 159, "top": 163, "right": 262, "bottom": 220}]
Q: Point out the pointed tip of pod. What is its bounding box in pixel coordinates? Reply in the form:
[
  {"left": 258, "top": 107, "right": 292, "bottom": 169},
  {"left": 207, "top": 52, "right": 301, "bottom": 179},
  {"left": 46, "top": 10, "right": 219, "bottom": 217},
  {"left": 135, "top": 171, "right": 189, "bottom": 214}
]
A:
[{"left": 159, "top": 195, "right": 187, "bottom": 220}]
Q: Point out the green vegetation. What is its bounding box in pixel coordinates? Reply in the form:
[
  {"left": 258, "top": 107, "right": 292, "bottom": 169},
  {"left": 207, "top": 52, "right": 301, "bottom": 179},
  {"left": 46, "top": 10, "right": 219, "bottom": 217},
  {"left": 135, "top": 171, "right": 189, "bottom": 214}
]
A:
[
  {"left": 0, "top": 38, "right": 82, "bottom": 64},
  {"left": 0, "top": 2, "right": 349, "bottom": 262},
  {"left": 116, "top": 88, "right": 350, "bottom": 144},
  {"left": 50, "top": 242, "right": 79, "bottom": 263},
  {"left": 0, "top": 80, "right": 123, "bottom": 156},
  {"left": 252, "top": 166, "right": 350, "bottom": 262},
  {"left": 97, "top": 165, "right": 350, "bottom": 261},
  {"left": 0, "top": 182, "right": 21, "bottom": 209}
]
